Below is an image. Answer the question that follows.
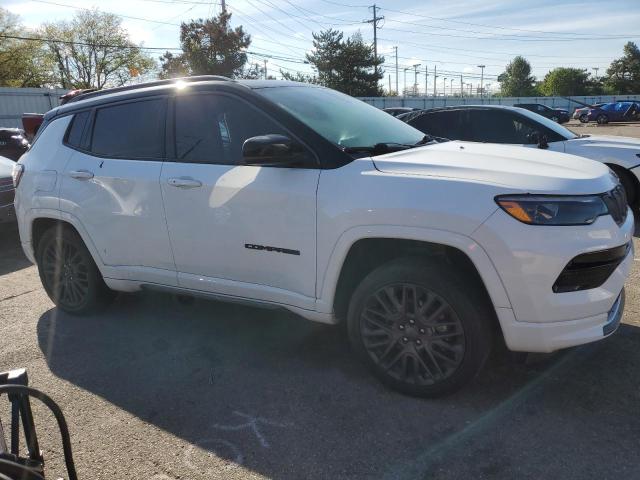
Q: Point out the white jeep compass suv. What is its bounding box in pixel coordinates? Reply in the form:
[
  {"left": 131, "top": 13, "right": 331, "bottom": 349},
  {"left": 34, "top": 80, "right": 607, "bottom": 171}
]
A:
[{"left": 13, "top": 77, "right": 634, "bottom": 397}]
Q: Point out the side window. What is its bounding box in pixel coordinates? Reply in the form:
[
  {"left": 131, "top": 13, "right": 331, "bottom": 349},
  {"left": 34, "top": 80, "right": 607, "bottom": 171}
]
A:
[
  {"left": 174, "top": 94, "right": 288, "bottom": 165},
  {"left": 412, "top": 111, "right": 463, "bottom": 140},
  {"left": 65, "top": 111, "right": 90, "bottom": 148},
  {"left": 91, "top": 99, "right": 166, "bottom": 159},
  {"left": 468, "top": 110, "right": 537, "bottom": 144}
]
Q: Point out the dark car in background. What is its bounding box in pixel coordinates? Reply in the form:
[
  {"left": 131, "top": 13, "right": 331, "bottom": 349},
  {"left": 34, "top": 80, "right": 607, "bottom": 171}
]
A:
[
  {"left": 382, "top": 107, "right": 420, "bottom": 117},
  {"left": 0, "top": 155, "right": 16, "bottom": 224},
  {"left": 0, "top": 129, "right": 29, "bottom": 161},
  {"left": 580, "top": 101, "right": 640, "bottom": 124},
  {"left": 573, "top": 102, "right": 606, "bottom": 120},
  {"left": 513, "top": 103, "right": 570, "bottom": 123}
]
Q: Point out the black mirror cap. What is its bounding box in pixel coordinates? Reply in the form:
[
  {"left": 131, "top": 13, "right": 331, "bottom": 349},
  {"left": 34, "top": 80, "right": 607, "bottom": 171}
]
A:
[{"left": 242, "top": 134, "right": 307, "bottom": 167}]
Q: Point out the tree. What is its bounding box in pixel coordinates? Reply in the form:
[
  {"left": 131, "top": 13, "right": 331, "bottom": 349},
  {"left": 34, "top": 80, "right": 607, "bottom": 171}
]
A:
[
  {"left": 497, "top": 56, "right": 536, "bottom": 97},
  {"left": 42, "top": 9, "right": 154, "bottom": 89},
  {"left": 306, "top": 29, "right": 384, "bottom": 96},
  {"left": 539, "top": 67, "right": 590, "bottom": 96},
  {"left": 0, "top": 8, "right": 53, "bottom": 87},
  {"left": 279, "top": 70, "right": 317, "bottom": 83},
  {"left": 604, "top": 42, "right": 640, "bottom": 94},
  {"left": 160, "top": 12, "right": 250, "bottom": 79}
]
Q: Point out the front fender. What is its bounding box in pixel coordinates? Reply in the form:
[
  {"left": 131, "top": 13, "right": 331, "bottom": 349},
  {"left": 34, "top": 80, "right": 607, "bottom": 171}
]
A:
[{"left": 315, "top": 225, "right": 512, "bottom": 315}]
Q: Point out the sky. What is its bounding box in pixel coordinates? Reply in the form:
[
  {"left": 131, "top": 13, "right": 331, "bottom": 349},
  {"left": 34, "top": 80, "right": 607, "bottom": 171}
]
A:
[{"left": 4, "top": 0, "right": 640, "bottom": 94}]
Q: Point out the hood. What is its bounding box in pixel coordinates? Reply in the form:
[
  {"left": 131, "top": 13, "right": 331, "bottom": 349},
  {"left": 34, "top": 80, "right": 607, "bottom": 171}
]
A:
[
  {"left": 566, "top": 135, "right": 640, "bottom": 167},
  {"left": 372, "top": 141, "right": 616, "bottom": 194}
]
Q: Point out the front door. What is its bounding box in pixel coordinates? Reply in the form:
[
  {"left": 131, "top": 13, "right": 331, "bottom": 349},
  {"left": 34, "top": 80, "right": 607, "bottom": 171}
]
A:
[{"left": 160, "top": 92, "right": 320, "bottom": 309}]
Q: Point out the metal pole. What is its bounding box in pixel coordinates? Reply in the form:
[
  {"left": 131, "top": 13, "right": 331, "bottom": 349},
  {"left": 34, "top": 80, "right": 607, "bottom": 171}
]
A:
[
  {"left": 221, "top": 0, "right": 226, "bottom": 13},
  {"left": 264, "top": 59, "right": 267, "bottom": 80},
  {"left": 443, "top": 77, "right": 447, "bottom": 96},
  {"left": 433, "top": 65, "right": 437, "bottom": 97},
  {"left": 450, "top": 78, "right": 454, "bottom": 96},
  {"left": 388, "top": 74, "right": 391, "bottom": 94},
  {"left": 477, "top": 64, "right": 485, "bottom": 98},
  {"left": 394, "top": 46, "right": 398, "bottom": 94},
  {"left": 425, "top": 65, "right": 428, "bottom": 97},
  {"left": 413, "top": 64, "right": 420, "bottom": 96},
  {"left": 403, "top": 68, "right": 408, "bottom": 96},
  {"left": 460, "top": 75, "right": 463, "bottom": 98}
]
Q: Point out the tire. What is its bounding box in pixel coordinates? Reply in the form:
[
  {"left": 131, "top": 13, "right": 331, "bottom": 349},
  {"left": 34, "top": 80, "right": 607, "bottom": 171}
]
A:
[
  {"left": 611, "top": 167, "right": 637, "bottom": 207},
  {"left": 579, "top": 114, "right": 588, "bottom": 123},
  {"left": 550, "top": 116, "right": 559, "bottom": 123},
  {"left": 36, "top": 225, "right": 114, "bottom": 314},
  {"left": 597, "top": 114, "right": 609, "bottom": 125},
  {"left": 347, "top": 258, "right": 493, "bottom": 397}
]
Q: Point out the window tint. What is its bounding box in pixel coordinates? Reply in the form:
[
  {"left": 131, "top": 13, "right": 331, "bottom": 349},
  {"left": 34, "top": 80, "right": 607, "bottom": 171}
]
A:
[
  {"left": 174, "top": 94, "right": 289, "bottom": 165},
  {"left": 65, "top": 111, "right": 90, "bottom": 148},
  {"left": 468, "top": 110, "right": 539, "bottom": 144},
  {"left": 411, "top": 111, "right": 466, "bottom": 140},
  {"left": 91, "top": 99, "right": 165, "bottom": 159}
]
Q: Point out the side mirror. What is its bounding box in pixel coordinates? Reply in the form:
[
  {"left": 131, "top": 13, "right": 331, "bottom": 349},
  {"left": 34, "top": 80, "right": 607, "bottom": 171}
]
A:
[
  {"left": 528, "top": 131, "right": 548, "bottom": 149},
  {"left": 242, "top": 134, "right": 308, "bottom": 167}
]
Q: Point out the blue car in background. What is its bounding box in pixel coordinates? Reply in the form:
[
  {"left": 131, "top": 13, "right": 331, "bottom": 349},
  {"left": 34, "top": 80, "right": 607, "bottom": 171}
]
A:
[{"left": 580, "top": 101, "right": 640, "bottom": 124}]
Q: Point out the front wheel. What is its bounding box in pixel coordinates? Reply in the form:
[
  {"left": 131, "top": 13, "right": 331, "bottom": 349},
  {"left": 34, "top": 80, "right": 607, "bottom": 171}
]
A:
[
  {"left": 36, "top": 225, "right": 114, "bottom": 314},
  {"left": 579, "top": 114, "right": 589, "bottom": 123},
  {"left": 347, "top": 258, "right": 493, "bottom": 397},
  {"left": 550, "top": 115, "right": 559, "bottom": 123}
]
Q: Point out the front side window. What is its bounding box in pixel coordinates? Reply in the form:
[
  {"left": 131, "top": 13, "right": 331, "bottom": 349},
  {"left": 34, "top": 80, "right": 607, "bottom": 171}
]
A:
[
  {"left": 412, "top": 111, "right": 465, "bottom": 140},
  {"left": 174, "top": 94, "right": 289, "bottom": 165},
  {"left": 91, "top": 99, "right": 166, "bottom": 159}
]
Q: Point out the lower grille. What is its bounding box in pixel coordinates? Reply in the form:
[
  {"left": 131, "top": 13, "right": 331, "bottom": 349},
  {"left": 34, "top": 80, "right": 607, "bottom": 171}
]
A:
[{"left": 553, "top": 243, "right": 630, "bottom": 293}]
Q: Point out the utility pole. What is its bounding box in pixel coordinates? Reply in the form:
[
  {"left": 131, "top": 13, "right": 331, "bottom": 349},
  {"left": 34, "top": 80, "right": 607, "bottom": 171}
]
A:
[
  {"left": 403, "top": 67, "right": 409, "bottom": 96},
  {"left": 393, "top": 46, "right": 398, "bottom": 94},
  {"left": 460, "top": 75, "right": 463, "bottom": 98},
  {"left": 413, "top": 63, "right": 421, "bottom": 96},
  {"left": 450, "top": 78, "right": 454, "bottom": 96},
  {"left": 221, "top": 0, "right": 226, "bottom": 12},
  {"left": 263, "top": 59, "right": 268, "bottom": 80},
  {"left": 433, "top": 65, "right": 437, "bottom": 97},
  {"left": 424, "top": 65, "right": 428, "bottom": 97},
  {"left": 364, "top": 5, "right": 384, "bottom": 84},
  {"left": 388, "top": 74, "right": 391, "bottom": 94},
  {"left": 477, "top": 64, "right": 485, "bottom": 98},
  {"left": 443, "top": 77, "right": 447, "bottom": 96},
  {"left": 592, "top": 67, "right": 599, "bottom": 81}
]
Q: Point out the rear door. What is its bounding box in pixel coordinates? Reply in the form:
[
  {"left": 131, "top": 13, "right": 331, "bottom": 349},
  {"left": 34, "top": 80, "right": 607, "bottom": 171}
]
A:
[
  {"left": 160, "top": 92, "right": 320, "bottom": 308},
  {"left": 58, "top": 98, "right": 176, "bottom": 285}
]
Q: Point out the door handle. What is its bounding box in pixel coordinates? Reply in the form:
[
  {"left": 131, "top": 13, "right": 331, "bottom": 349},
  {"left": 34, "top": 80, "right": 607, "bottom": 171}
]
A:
[
  {"left": 167, "top": 177, "right": 203, "bottom": 189},
  {"left": 69, "top": 169, "right": 94, "bottom": 180}
]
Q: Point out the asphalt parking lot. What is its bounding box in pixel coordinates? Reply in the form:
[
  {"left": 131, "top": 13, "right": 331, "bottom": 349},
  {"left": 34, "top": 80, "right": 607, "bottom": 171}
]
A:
[{"left": 1, "top": 123, "right": 640, "bottom": 480}]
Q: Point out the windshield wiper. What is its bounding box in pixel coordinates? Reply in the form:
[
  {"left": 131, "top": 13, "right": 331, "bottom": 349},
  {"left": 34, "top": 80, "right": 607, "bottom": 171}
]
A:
[{"left": 343, "top": 136, "right": 440, "bottom": 155}]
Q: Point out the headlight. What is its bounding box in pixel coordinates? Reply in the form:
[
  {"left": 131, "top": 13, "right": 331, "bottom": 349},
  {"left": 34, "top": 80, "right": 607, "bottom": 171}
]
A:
[
  {"left": 12, "top": 163, "right": 24, "bottom": 188},
  {"left": 495, "top": 194, "right": 608, "bottom": 225}
]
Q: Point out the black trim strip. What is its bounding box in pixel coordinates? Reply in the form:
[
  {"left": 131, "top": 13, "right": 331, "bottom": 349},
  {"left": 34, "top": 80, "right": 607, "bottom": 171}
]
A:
[{"left": 245, "top": 244, "right": 300, "bottom": 256}]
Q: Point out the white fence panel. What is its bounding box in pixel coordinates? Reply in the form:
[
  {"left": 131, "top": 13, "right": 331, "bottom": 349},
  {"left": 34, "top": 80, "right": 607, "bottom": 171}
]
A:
[{"left": 0, "top": 87, "right": 68, "bottom": 128}]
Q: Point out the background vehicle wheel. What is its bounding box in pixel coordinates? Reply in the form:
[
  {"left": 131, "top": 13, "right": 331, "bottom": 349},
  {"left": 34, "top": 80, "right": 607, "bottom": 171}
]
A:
[
  {"left": 347, "top": 258, "right": 493, "bottom": 397},
  {"left": 36, "top": 225, "right": 114, "bottom": 314},
  {"left": 551, "top": 115, "right": 559, "bottom": 123},
  {"left": 579, "top": 114, "right": 588, "bottom": 123},
  {"left": 597, "top": 114, "right": 609, "bottom": 124},
  {"left": 610, "top": 167, "right": 637, "bottom": 207}
]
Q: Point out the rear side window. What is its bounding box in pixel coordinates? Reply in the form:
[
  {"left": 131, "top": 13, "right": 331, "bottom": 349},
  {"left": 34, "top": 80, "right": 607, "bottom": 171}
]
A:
[
  {"left": 411, "top": 111, "right": 465, "bottom": 140},
  {"left": 91, "top": 99, "right": 166, "bottom": 159},
  {"left": 65, "top": 111, "right": 90, "bottom": 148}
]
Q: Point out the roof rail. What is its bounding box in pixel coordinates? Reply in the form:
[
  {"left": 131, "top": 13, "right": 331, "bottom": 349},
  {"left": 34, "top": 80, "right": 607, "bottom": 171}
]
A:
[{"left": 65, "top": 75, "right": 233, "bottom": 104}]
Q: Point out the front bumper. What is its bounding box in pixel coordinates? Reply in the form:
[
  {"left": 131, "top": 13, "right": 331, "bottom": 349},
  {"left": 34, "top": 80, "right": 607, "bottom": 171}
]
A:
[{"left": 473, "top": 208, "right": 634, "bottom": 352}]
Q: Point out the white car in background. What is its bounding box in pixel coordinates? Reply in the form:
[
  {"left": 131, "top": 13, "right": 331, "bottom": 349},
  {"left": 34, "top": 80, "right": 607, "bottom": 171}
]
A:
[
  {"left": 12, "top": 78, "right": 634, "bottom": 397},
  {"left": 400, "top": 105, "right": 640, "bottom": 206}
]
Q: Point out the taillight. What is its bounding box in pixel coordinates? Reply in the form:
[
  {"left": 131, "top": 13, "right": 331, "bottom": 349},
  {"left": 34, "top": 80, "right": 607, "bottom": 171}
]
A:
[{"left": 12, "top": 163, "right": 24, "bottom": 188}]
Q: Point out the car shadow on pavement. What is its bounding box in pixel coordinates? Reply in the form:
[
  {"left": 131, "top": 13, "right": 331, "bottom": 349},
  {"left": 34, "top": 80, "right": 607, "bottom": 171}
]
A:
[
  {"left": 0, "top": 224, "right": 31, "bottom": 275},
  {"left": 36, "top": 292, "right": 640, "bottom": 479}
]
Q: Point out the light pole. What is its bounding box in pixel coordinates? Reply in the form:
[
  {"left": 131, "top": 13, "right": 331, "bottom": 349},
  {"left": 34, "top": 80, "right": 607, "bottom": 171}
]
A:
[
  {"left": 450, "top": 78, "right": 454, "bottom": 96},
  {"left": 485, "top": 83, "right": 492, "bottom": 97},
  {"left": 592, "top": 67, "right": 600, "bottom": 81},
  {"left": 394, "top": 46, "right": 398, "bottom": 94},
  {"left": 443, "top": 77, "right": 447, "bottom": 96},
  {"left": 477, "top": 64, "right": 485, "bottom": 98},
  {"left": 413, "top": 63, "right": 421, "bottom": 96},
  {"left": 403, "top": 67, "right": 409, "bottom": 96}
]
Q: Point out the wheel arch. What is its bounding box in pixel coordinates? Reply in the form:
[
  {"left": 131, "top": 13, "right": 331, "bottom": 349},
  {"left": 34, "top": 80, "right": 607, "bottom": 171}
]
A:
[
  {"left": 318, "top": 226, "right": 512, "bottom": 326},
  {"left": 606, "top": 163, "right": 639, "bottom": 205}
]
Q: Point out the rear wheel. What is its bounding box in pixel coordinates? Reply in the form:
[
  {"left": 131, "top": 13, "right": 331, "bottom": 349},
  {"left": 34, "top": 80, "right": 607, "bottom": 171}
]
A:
[
  {"left": 550, "top": 115, "right": 559, "bottom": 123},
  {"left": 36, "top": 225, "right": 114, "bottom": 314},
  {"left": 597, "top": 114, "right": 609, "bottom": 124},
  {"left": 347, "top": 258, "right": 493, "bottom": 397}
]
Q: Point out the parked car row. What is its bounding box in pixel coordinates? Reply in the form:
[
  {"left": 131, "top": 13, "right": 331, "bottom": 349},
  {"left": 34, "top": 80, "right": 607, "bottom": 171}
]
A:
[
  {"left": 11, "top": 77, "right": 634, "bottom": 397},
  {"left": 397, "top": 105, "right": 640, "bottom": 206},
  {"left": 575, "top": 101, "right": 640, "bottom": 124}
]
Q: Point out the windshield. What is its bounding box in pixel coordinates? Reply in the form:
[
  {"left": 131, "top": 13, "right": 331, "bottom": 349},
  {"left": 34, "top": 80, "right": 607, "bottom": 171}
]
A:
[
  {"left": 516, "top": 108, "right": 578, "bottom": 140},
  {"left": 256, "top": 85, "right": 425, "bottom": 149}
]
